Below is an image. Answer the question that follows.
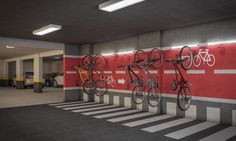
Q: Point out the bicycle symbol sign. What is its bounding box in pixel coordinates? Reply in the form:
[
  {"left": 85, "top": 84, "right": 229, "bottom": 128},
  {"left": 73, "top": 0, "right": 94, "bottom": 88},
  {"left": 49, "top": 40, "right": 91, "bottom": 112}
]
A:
[
  {"left": 101, "top": 75, "right": 116, "bottom": 87},
  {"left": 193, "top": 49, "right": 215, "bottom": 67}
]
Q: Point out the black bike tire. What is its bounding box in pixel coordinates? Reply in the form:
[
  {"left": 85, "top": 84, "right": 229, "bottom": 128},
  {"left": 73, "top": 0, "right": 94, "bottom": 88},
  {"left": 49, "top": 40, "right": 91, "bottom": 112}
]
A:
[
  {"left": 82, "top": 55, "right": 93, "bottom": 70},
  {"left": 147, "top": 86, "right": 161, "bottom": 107},
  {"left": 83, "top": 79, "right": 95, "bottom": 95},
  {"left": 177, "top": 87, "right": 192, "bottom": 111},
  {"left": 131, "top": 85, "right": 145, "bottom": 105},
  {"left": 150, "top": 48, "right": 163, "bottom": 69},
  {"left": 180, "top": 46, "right": 193, "bottom": 70},
  {"left": 95, "top": 79, "right": 108, "bottom": 97},
  {"left": 134, "top": 50, "right": 147, "bottom": 69},
  {"left": 93, "top": 54, "right": 107, "bottom": 71}
]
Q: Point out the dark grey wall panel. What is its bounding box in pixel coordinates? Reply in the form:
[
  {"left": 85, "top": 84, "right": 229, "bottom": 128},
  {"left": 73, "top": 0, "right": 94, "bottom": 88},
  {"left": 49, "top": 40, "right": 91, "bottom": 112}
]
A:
[
  {"left": 138, "top": 32, "right": 161, "bottom": 48},
  {"left": 64, "top": 44, "right": 80, "bottom": 56}
]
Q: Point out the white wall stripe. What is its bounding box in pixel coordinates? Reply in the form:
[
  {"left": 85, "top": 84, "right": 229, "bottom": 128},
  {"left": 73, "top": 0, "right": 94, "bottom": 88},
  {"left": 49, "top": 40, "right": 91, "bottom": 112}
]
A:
[
  {"left": 233, "top": 110, "right": 236, "bottom": 126},
  {"left": 93, "top": 71, "right": 101, "bottom": 74},
  {"left": 142, "top": 118, "right": 194, "bottom": 133},
  {"left": 55, "top": 102, "right": 96, "bottom": 108},
  {"left": 124, "top": 97, "right": 132, "bottom": 108},
  {"left": 72, "top": 105, "right": 116, "bottom": 113},
  {"left": 104, "top": 95, "right": 109, "bottom": 104},
  {"left": 164, "top": 70, "right": 177, "bottom": 74},
  {"left": 207, "top": 107, "right": 220, "bottom": 123},
  {"left": 133, "top": 70, "right": 139, "bottom": 74},
  {"left": 63, "top": 103, "right": 106, "bottom": 110},
  {"left": 66, "top": 71, "right": 77, "bottom": 74},
  {"left": 148, "top": 70, "right": 158, "bottom": 74},
  {"left": 94, "top": 95, "right": 100, "bottom": 103},
  {"left": 199, "top": 126, "right": 236, "bottom": 141},
  {"left": 214, "top": 69, "right": 236, "bottom": 74},
  {"left": 64, "top": 87, "right": 81, "bottom": 90},
  {"left": 113, "top": 96, "right": 120, "bottom": 106},
  {"left": 82, "top": 107, "right": 127, "bottom": 115},
  {"left": 167, "top": 102, "right": 176, "bottom": 116},
  {"left": 185, "top": 105, "right": 197, "bottom": 119},
  {"left": 94, "top": 109, "right": 140, "bottom": 119},
  {"left": 165, "top": 122, "right": 217, "bottom": 139},
  {"left": 115, "top": 71, "right": 126, "bottom": 74},
  {"left": 148, "top": 104, "right": 158, "bottom": 113},
  {"left": 103, "top": 71, "right": 112, "bottom": 74},
  {"left": 187, "top": 70, "right": 205, "bottom": 74},
  {"left": 136, "top": 99, "right": 143, "bottom": 111}
]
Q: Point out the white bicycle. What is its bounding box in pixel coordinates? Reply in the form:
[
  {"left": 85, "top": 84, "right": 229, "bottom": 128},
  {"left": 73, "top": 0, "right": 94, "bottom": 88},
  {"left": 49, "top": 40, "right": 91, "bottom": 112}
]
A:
[{"left": 193, "top": 49, "right": 215, "bottom": 67}]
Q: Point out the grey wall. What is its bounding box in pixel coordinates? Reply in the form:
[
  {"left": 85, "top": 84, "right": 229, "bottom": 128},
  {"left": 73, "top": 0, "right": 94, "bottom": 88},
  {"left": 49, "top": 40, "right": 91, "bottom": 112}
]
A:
[
  {"left": 8, "top": 61, "right": 16, "bottom": 79},
  {"left": 0, "top": 59, "right": 3, "bottom": 79}
]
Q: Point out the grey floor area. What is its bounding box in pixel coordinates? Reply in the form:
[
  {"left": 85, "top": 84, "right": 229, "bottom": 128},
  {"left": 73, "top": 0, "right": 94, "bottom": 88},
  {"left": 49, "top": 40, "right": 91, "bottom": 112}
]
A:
[{"left": 0, "top": 87, "right": 64, "bottom": 108}]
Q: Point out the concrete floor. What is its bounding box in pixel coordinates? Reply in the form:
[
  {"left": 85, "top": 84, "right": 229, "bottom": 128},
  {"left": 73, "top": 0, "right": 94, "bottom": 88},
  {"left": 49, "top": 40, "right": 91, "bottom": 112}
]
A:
[{"left": 0, "top": 87, "right": 64, "bottom": 109}]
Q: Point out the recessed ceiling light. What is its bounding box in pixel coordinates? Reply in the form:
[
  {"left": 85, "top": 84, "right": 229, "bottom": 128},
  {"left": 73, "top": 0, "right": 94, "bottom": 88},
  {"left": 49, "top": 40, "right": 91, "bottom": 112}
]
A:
[
  {"left": 33, "top": 24, "right": 62, "bottom": 36},
  {"left": 99, "top": 0, "right": 146, "bottom": 12},
  {"left": 6, "top": 45, "right": 15, "bottom": 49}
]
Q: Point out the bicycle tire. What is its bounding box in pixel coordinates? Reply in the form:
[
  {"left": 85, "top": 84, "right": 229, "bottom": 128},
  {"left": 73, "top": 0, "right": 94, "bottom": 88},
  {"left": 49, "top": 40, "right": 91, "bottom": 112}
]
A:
[
  {"left": 131, "top": 85, "right": 145, "bottom": 105},
  {"left": 147, "top": 86, "right": 161, "bottom": 107},
  {"left": 93, "top": 54, "right": 106, "bottom": 71},
  {"left": 150, "top": 48, "right": 163, "bottom": 69},
  {"left": 83, "top": 79, "right": 96, "bottom": 95},
  {"left": 134, "top": 50, "right": 147, "bottom": 69},
  {"left": 180, "top": 46, "right": 193, "bottom": 70},
  {"left": 177, "top": 86, "right": 192, "bottom": 111},
  {"left": 95, "top": 79, "right": 108, "bottom": 97},
  {"left": 193, "top": 55, "right": 201, "bottom": 67},
  {"left": 82, "top": 55, "right": 93, "bottom": 70}
]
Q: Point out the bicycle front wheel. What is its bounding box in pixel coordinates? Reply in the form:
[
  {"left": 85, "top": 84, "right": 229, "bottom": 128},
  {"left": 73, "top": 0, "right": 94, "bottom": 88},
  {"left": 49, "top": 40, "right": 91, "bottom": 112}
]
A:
[
  {"left": 93, "top": 54, "right": 106, "bottom": 71},
  {"left": 180, "top": 46, "right": 193, "bottom": 70},
  {"left": 95, "top": 80, "right": 108, "bottom": 97},
  {"left": 83, "top": 79, "right": 96, "bottom": 95},
  {"left": 150, "top": 48, "right": 163, "bottom": 69},
  {"left": 82, "top": 55, "right": 93, "bottom": 70},
  {"left": 132, "top": 85, "right": 145, "bottom": 105},
  {"left": 147, "top": 86, "right": 161, "bottom": 107},
  {"left": 177, "top": 87, "right": 192, "bottom": 111},
  {"left": 134, "top": 50, "right": 147, "bottom": 68}
]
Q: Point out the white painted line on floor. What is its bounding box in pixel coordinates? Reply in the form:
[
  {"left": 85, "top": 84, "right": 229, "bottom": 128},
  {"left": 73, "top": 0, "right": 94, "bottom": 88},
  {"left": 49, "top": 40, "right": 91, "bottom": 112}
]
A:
[
  {"left": 63, "top": 103, "right": 106, "bottom": 110},
  {"left": 72, "top": 105, "right": 116, "bottom": 113},
  {"left": 199, "top": 126, "right": 236, "bottom": 141},
  {"left": 142, "top": 118, "right": 194, "bottom": 133},
  {"left": 233, "top": 110, "right": 236, "bottom": 126},
  {"left": 103, "top": 71, "right": 112, "bottom": 74},
  {"left": 107, "top": 112, "right": 155, "bottom": 123},
  {"left": 123, "top": 115, "right": 173, "bottom": 127},
  {"left": 82, "top": 107, "right": 127, "bottom": 115},
  {"left": 164, "top": 70, "right": 177, "bottom": 74},
  {"left": 94, "top": 109, "right": 140, "bottom": 119},
  {"left": 167, "top": 102, "right": 176, "bottom": 116},
  {"left": 187, "top": 70, "right": 205, "bottom": 74},
  {"left": 55, "top": 102, "right": 96, "bottom": 108},
  {"left": 165, "top": 122, "right": 217, "bottom": 139},
  {"left": 49, "top": 101, "right": 84, "bottom": 106},
  {"left": 214, "top": 69, "right": 236, "bottom": 74},
  {"left": 115, "top": 71, "right": 126, "bottom": 74},
  {"left": 207, "top": 107, "right": 220, "bottom": 123}
]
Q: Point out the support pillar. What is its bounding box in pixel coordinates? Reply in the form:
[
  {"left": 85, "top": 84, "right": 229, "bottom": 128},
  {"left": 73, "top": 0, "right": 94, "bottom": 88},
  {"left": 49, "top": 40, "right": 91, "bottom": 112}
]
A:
[
  {"left": 33, "top": 55, "right": 43, "bottom": 93},
  {"left": 0, "top": 59, "right": 3, "bottom": 86},
  {"left": 16, "top": 58, "right": 24, "bottom": 89},
  {"left": 2, "top": 61, "right": 9, "bottom": 87}
]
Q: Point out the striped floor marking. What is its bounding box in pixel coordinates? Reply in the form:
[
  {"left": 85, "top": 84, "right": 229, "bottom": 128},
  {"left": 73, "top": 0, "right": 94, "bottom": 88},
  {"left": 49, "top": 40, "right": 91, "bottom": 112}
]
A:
[
  {"left": 49, "top": 101, "right": 84, "bottom": 106},
  {"left": 123, "top": 115, "right": 174, "bottom": 127},
  {"left": 199, "top": 126, "right": 236, "bottom": 141},
  {"left": 142, "top": 118, "right": 194, "bottom": 133},
  {"left": 63, "top": 103, "right": 107, "bottom": 110},
  {"left": 165, "top": 122, "right": 217, "bottom": 139},
  {"left": 72, "top": 105, "right": 116, "bottom": 113},
  {"left": 55, "top": 102, "right": 96, "bottom": 108},
  {"left": 94, "top": 109, "right": 140, "bottom": 119},
  {"left": 82, "top": 107, "right": 128, "bottom": 115},
  {"left": 107, "top": 112, "right": 155, "bottom": 123}
]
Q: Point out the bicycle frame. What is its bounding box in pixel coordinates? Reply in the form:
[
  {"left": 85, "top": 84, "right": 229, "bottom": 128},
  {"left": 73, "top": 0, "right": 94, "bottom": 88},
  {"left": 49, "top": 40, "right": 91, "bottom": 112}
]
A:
[
  {"left": 140, "top": 64, "right": 158, "bottom": 88},
  {"left": 197, "top": 49, "right": 211, "bottom": 61},
  {"left": 126, "top": 64, "right": 143, "bottom": 89},
  {"left": 172, "top": 61, "right": 188, "bottom": 89}
]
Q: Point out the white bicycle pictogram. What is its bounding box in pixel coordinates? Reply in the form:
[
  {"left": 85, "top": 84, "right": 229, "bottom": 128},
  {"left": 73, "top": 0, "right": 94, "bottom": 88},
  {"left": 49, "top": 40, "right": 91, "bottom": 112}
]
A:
[
  {"left": 193, "top": 49, "right": 215, "bottom": 67},
  {"left": 101, "top": 74, "right": 116, "bottom": 87}
]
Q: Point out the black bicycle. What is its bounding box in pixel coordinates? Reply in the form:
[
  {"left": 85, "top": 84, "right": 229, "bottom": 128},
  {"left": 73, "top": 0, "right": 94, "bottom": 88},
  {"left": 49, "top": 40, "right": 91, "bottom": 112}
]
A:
[{"left": 165, "top": 46, "right": 193, "bottom": 111}]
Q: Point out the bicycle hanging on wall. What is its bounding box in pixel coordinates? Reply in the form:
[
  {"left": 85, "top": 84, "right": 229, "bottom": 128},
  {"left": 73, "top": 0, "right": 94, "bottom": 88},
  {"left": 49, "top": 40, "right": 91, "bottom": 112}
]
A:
[{"left": 165, "top": 46, "right": 193, "bottom": 111}]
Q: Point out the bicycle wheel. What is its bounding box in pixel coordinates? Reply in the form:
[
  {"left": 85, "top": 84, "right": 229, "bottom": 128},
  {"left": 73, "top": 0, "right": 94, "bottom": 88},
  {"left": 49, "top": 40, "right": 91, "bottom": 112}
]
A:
[
  {"left": 206, "top": 54, "right": 215, "bottom": 67},
  {"left": 83, "top": 79, "right": 96, "bottom": 95},
  {"left": 193, "top": 55, "right": 201, "bottom": 67},
  {"left": 95, "top": 79, "right": 108, "bottom": 97},
  {"left": 180, "top": 46, "right": 193, "bottom": 70},
  {"left": 131, "top": 85, "right": 145, "bottom": 105},
  {"left": 82, "top": 55, "right": 93, "bottom": 70},
  {"left": 177, "top": 87, "right": 192, "bottom": 111},
  {"left": 93, "top": 54, "right": 106, "bottom": 71},
  {"left": 150, "top": 48, "right": 163, "bottom": 69},
  {"left": 134, "top": 50, "right": 147, "bottom": 68},
  {"left": 147, "top": 86, "right": 161, "bottom": 107}
]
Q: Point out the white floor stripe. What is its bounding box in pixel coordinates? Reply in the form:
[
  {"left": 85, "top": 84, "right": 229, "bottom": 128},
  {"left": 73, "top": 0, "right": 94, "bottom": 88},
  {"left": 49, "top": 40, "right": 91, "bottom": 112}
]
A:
[
  {"left": 55, "top": 102, "right": 96, "bottom": 108},
  {"left": 107, "top": 112, "right": 155, "bottom": 123},
  {"left": 123, "top": 115, "right": 173, "bottom": 127},
  {"left": 199, "top": 126, "right": 236, "bottom": 141},
  {"left": 72, "top": 105, "right": 116, "bottom": 113},
  {"left": 165, "top": 122, "right": 217, "bottom": 139},
  {"left": 142, "top": 118, "right": 194, "bottom": 133},
  {"left": 82, "top": 107, "right": 127, "bottom": 115},
  {"left": 49, "top": 101, "right": 84, "bottom": 106},
  {"left": 63, "top": 103, "right": 106, "bottom": 110},
  {"left": 94, "top": 109, "right": 140, "bottom": 119}
]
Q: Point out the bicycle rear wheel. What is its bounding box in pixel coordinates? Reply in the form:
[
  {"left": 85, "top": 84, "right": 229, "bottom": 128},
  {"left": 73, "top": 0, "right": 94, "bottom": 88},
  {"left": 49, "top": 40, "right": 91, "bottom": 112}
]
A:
[
  {"left": 147, "top": 86, "right": 161, "bottom": 107},
  {"left": 150, "top": 48, "right": 163, "bottom": 69},
  {"left": 131, "top": 85, "right": 145, "bottom": 105},
  {"left": 82, "top": 55, "right": 93, "bottom": 70},
  {"left": 95, "top": 79, "right": 108, "bottom": 97},
  {"left": 180, "top": 46, "right": 193, "bottom": 70},
  {"left": 83, "top": 79, "right": 96, "bottom": 95},
  {"left": 134, "top": 50, "right": 147, "bottom": 68},
  {"left": 93, "top": 54, "right": 106, "bottom": 71},
  {"left": 177, "top": 87, "right": 192, "bottom": 111}
]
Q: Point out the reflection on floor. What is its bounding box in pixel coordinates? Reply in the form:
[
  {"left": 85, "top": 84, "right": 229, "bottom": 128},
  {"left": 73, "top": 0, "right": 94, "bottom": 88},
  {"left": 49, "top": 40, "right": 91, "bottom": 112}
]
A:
[{"left": 0, "top": 87, "right": 64, "bottom": 108}]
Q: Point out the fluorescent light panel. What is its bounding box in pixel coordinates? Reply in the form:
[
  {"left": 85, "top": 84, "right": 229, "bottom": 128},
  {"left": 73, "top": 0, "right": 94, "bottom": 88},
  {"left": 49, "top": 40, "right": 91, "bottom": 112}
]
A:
[
  {"left": 102, "top": 53, "right": 114, "bottom": 56},
  {"left": 33, "top": 24, "right": 62, "bottom": 35},
  {"left": 6, "top": 45, "right": 15, "bottom": 49},
  {"left": 99, "top": 0, "right": 145, "bottom": 12},
  {"left": 117, "top": 50, "right": 134, "bottom": 54}
]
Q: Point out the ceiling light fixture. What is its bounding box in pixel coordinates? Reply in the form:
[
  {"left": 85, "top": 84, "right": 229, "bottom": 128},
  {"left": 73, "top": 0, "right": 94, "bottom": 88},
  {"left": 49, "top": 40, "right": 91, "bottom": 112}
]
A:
[
  {"left": 101, "top": 53, "right": 114, "bottom": 56},
  {"left": 117, "top": 50, "right": 134, "bottom": 55},
  {"left": 33, "top": 24, "right": 62, "bottom": 36},
  {"left": 6, "top": 45, "right": 15, "bottom": 49},
  {"left": 99, "top": 0, "right": 146, "bottom": 12}
]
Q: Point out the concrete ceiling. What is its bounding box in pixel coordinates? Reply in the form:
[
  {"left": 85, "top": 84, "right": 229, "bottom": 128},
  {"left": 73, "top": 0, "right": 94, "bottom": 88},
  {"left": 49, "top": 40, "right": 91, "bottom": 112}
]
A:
[{"left": 0, "top": 0, "right": 236, "bottom": 44}]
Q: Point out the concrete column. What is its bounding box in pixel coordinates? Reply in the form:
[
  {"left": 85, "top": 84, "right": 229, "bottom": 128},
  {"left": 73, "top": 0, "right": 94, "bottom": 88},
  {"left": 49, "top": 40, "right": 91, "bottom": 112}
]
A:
[
  {"left": 16, "top": 58, "right": 24, "bottom": 89},
  {"left": 33, "top": 54, "right": 43, "bottom": 93},
  {"left": 2, "top": 61, "right": 9, "bottom": 86},
  {"left": 0, "top": 59, "right": 3, "bottom": 86}
]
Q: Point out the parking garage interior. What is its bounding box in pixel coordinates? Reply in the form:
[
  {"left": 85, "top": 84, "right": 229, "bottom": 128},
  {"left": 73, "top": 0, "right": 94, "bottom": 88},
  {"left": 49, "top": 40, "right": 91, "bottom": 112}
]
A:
[{"left": 0, "top": 0, "right": 236, "bottom": 141}]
